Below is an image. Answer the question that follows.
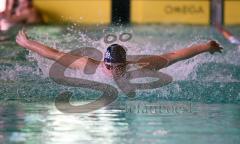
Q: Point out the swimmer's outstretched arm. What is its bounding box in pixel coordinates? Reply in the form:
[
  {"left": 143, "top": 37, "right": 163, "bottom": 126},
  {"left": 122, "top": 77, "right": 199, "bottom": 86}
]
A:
[
  {"left": 161, "top": 40, "right": 223, "bottom": 66},
  {"left": 16, "top": 30, "right": 97, "bottom": 69}
]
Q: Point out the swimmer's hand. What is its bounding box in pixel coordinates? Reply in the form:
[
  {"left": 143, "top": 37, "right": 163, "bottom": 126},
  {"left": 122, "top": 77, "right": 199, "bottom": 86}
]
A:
[
  {"left": 207, "top": 40, "right": 223, "bottom": 54},
  {"left": 16, "top": 29, "right": 30, "bottom": 48}
]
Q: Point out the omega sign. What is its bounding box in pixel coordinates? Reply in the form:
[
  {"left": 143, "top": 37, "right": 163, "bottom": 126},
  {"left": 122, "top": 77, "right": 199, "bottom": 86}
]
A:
[{"left": 165, "top": 5, "right": 204, "bottom": 14}]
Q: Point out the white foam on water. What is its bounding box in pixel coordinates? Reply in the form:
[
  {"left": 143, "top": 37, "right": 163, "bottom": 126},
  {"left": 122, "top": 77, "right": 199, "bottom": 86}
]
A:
[
  {"left": 152, "top": 129, "right": 168, "bottom": 136},
  {"left": 25, "top": 114, "right": 46, "bottom": 123},
  {"left": 9, "top": 132, "right": 26, "bottom": 143},
  {"left": 0, "top": 64, "right": 38, "bottom": 81}
]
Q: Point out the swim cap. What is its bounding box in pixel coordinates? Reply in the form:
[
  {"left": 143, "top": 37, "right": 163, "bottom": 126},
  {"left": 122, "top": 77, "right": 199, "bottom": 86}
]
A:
[{"left": 104, "top": 44, "right": 126, "bottom": 63}]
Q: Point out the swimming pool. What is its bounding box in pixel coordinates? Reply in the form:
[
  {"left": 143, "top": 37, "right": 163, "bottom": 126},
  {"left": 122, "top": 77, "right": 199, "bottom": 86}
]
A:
[{"left": 0, "top": 25, "right": 240, "bottom": 144}]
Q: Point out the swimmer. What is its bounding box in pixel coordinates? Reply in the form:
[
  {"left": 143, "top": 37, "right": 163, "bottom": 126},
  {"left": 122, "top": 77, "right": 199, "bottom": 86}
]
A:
[
  {"left": 0, "top": 0, "right": 41, "bottom": 31},
  {"left": 16, "top": 29, "right": 223, "bottom": 77},
  {"left": 216, "top": 25, "right": 240, "bottom": 45},
  {"left": 1, "top": 0, "right": 41, "bottom": 41},
  {"left": 0, "top": 0, "right": 15, "bottom": 17},
  {"left": 0, "top": 0, "right": 14, "bottom": 41}
]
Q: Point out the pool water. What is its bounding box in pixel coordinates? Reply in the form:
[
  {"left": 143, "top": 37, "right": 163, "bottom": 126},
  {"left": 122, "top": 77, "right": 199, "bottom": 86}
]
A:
[{"left": 0, "top": 25, "right": 240, "bottom": 144}]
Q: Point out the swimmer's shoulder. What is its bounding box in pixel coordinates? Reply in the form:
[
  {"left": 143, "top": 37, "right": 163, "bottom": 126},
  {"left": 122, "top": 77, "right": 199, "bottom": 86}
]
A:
[{"left": 126, "top": 55, "right": 169, "bottom": 69}]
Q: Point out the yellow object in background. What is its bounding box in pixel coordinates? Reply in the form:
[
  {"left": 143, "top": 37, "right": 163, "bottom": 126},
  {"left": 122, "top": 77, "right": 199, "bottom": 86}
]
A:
[
  {"left": 33, "top": 0, "right": 111, "bottom": 24},
  {"left": 32, "top": 0, "right": 240, "bottom": 25},
  {"left": 131, "top": 0, "right": 210, "bottom": 25},
  {"left": 225, "top": 0, "right": 240, "bottom": 25}
]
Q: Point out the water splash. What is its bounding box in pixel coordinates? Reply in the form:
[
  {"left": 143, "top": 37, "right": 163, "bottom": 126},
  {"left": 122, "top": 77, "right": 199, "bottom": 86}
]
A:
[{"left": 26, "top": 25, "right": 240, "bottom": 83}]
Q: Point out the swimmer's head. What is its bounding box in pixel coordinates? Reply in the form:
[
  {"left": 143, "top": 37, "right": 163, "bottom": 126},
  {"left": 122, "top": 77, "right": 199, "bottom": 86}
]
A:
[
  {"left": 104, "top": 44, "right": 127, "bottom": 73},
  {"left": 104, "top": 44, "right": 126, "bottom": 64}
]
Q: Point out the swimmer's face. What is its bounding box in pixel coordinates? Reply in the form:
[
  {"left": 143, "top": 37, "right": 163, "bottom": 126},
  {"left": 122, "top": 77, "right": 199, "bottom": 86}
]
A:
[{"left": 104, "top": 62, "right": 126, "bottom": 77}]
